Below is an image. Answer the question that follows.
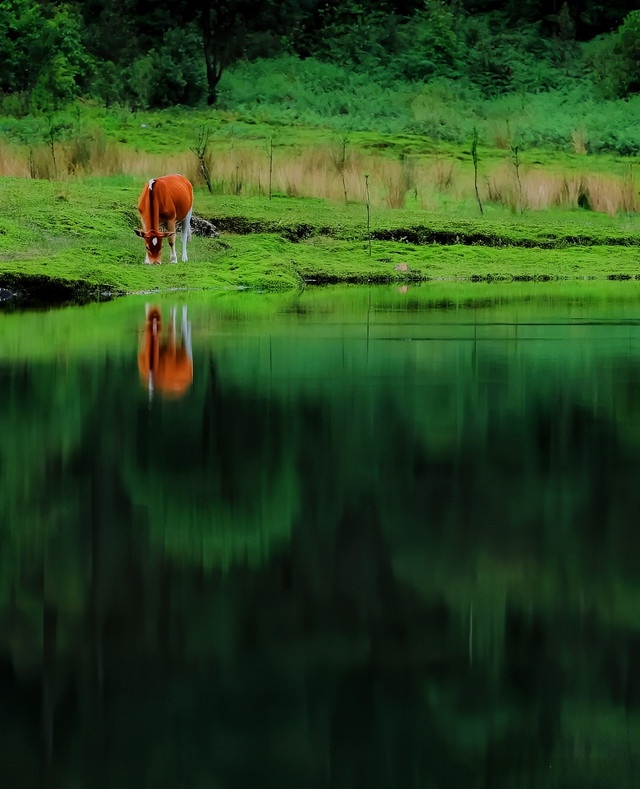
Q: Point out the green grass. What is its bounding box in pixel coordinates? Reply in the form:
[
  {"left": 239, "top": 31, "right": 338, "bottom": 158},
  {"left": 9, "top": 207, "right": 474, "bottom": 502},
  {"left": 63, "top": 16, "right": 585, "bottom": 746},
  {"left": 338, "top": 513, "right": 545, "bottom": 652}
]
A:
[{"left": 1, "top": 175, "right": 640, "bottom": 301}]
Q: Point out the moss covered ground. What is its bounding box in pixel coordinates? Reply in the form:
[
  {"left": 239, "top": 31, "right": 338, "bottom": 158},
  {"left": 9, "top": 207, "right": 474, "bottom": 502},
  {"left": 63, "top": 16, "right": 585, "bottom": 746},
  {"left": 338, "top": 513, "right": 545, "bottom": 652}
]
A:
[{"left": 1, "top": 174, "right": 640, "bottom": 304}]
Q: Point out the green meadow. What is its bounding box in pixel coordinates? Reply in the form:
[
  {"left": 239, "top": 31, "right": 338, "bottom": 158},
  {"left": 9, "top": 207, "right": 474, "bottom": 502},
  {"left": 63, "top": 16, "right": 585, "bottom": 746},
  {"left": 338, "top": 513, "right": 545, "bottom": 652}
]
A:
[
  {"left": 1, "top": 165, "right": 640, "bottom": 302},
  {"left": 1, "top": 67, "right": 640, "bottom": 302}
]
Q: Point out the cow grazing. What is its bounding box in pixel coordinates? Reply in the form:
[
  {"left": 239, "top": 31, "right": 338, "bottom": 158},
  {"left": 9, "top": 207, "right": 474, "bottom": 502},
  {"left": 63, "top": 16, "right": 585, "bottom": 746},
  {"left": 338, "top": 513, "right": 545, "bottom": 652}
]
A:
[
  {"left": 135, "top": 174, "right": 193, "bottom": 264},
  {"left": 138, "top": 304, "right": 193, "bottom": 400}
]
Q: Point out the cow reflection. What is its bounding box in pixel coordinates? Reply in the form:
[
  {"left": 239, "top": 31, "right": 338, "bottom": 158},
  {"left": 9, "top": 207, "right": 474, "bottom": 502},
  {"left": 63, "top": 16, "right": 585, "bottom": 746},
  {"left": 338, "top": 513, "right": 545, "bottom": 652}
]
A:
[{"left": 138, "top": 305, "right": 193, "bottom": 400}]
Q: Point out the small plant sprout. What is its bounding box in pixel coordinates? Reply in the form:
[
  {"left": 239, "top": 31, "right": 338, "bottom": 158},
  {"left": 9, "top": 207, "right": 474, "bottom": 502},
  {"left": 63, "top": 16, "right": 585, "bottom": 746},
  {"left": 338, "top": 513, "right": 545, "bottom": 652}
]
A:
[
  {"left": 365, "top": 173, "right": 372, "bottom": 257},
  {"left": 471, "top": 127, "right": 484, "bottom": 216}
]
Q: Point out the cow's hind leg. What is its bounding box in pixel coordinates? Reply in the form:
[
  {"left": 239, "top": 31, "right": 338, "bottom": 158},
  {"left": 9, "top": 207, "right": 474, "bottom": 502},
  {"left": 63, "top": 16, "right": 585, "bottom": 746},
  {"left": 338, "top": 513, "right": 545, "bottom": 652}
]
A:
[
  {"left": 167, "top": 219, "right": 178, "bottom": 263},
  {"left": 181, "top": 209, "right": 193, "bottom": 262}
]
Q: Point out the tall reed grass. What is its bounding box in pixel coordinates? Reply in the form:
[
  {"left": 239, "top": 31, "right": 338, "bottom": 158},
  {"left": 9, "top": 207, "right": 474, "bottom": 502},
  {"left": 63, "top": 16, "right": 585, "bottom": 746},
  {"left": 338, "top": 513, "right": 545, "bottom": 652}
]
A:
[{"left": 1, "top": 135, "right": 638, "bottom": 217}]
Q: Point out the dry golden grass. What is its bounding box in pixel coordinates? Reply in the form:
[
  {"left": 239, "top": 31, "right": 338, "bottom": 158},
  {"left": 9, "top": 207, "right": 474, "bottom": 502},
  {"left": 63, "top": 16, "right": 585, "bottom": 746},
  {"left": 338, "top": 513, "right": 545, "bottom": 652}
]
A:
[
  {"left": 584, "top": 173, "right": 640, "bottom": 215},
  {"left": 384, "top": 157, "right": 416, "bottom": 209},
  {"left": 1, "top": 137, "right": 638, "bottom": 217},
  {"left": 428, "top": 158, "right": 456, "bottom": 192},
  {"left": 486, "top": 162, "right": 521, "bottom": 212},
  {"left": 0, "top": 142, "right": 30, "bottom": 177},
  {"left": 478, "top": 163, "right": 640, "bottom": 217}
]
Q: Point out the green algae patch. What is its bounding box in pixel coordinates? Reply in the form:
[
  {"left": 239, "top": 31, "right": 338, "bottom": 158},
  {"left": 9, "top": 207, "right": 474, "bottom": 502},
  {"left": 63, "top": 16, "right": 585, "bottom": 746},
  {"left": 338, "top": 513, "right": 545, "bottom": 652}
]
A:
[{"left": 2, "top": 176, "right": 640, "bottom": 304}]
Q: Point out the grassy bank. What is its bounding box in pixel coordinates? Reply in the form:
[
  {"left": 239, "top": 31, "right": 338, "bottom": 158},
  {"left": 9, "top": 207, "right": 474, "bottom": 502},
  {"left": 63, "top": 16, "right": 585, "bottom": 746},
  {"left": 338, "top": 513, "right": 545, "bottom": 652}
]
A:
[
  {"left": 1, "top": 174, "right": 640, "bottom": 303},
  {"left": 1, "top": 56, "right": 640, "bottom": 304}
]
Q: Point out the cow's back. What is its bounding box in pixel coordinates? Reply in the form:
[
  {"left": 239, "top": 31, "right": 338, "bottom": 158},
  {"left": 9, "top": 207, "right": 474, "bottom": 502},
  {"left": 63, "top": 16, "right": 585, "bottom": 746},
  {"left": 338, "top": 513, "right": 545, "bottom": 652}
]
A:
[
  {"left": 155, "top": 175, "right": 193, "bottom": 223},
  {"left": 137, "top": 174, "right": 193, "bottom": 228}
]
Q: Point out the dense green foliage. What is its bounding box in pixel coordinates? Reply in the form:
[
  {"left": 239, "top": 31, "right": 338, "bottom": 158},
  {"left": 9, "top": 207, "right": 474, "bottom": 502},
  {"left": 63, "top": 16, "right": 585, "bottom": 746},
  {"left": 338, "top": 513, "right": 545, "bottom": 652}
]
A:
[
  {"left": 2, "top": 1, "right": 640, "bottom": 159},
  {"left": 1, "top": 0, "right": 640, "bottom": 113}
]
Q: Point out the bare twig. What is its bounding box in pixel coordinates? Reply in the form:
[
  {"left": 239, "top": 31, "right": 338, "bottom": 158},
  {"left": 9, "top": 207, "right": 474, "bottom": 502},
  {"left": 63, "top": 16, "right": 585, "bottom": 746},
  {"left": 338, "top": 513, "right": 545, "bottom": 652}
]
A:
[
  {"left": 471, "top": 127, "right": 484, "bottom": 216},
  {"left": 266, "top": 138, "right": 274, "bottom": 200},
  {"left": 190, "top": 126, "right": 213, "bottom": 193},
  {"left": 365, "top": 174, "right": 372, "bottom": 256},
  {"left": 511, "top": 143, "right": 524, "bottom": 212}
]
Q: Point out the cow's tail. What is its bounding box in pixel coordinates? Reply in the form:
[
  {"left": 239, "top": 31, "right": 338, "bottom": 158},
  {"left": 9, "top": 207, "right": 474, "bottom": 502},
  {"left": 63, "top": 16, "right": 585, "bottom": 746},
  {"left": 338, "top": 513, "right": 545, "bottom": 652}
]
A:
[{"left": 149, "top": 178, "right": 160, "bottom": 231}]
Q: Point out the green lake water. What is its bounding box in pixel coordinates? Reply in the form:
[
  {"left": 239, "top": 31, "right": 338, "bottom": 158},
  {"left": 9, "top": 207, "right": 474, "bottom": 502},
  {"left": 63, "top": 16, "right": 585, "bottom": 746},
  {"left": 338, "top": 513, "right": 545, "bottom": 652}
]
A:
[{"left": 2, "top": 281, "right": 640, "bottom": 787}]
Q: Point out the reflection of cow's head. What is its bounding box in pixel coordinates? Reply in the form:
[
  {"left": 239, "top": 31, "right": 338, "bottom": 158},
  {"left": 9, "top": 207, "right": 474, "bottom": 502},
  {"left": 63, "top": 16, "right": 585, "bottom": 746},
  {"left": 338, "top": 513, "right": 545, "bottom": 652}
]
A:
[{"left": 138, "top": 304, "right": 193, "bottom": 400}]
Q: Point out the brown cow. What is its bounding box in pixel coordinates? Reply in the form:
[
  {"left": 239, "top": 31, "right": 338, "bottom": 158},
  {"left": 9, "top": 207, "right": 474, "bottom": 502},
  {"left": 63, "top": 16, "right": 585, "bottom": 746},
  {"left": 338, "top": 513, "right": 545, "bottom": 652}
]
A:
[
  {"left": 138, "top": 305, "right": 193, "bottom": 400},
  {"left": 134, "top": 174, "right": 193, "bottom": 264}
]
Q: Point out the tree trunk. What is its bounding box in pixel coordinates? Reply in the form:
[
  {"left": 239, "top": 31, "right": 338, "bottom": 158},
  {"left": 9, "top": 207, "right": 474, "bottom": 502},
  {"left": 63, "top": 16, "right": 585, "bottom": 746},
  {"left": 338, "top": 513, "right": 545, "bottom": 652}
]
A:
[{"left": 201, "top": 6, "right": 223, "bottom": 105}]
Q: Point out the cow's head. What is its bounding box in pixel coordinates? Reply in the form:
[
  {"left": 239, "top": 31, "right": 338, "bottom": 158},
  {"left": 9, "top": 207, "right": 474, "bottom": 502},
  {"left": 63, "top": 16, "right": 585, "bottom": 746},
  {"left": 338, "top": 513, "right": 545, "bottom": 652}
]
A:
[{"left": 134, "top": 229, "right": 172, "bottom": 264}]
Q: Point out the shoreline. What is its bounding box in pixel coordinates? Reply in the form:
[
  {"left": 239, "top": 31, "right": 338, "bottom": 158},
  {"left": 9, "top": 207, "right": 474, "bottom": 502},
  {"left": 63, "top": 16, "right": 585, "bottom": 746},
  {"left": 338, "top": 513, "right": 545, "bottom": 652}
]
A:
[{"left": 4, "top": 268, "right": 640, "bottom": 310}]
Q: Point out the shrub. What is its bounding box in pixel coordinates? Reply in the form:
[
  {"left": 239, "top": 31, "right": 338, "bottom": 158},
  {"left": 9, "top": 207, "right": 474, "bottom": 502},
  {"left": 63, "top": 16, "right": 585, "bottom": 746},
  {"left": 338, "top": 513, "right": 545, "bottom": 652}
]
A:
[
  {"left": 392, "top": 1, "right": 463, "bottom": 82},
  {"left": 122, "top": 24, "right": 206, "bottom": 109},
  {"left": 0, "top": 1, "right": 93, "bottom": 109},
  {"left": 585, "top": 11, "right": 640, "bottom": 99},
  {"left": 147, "top": 25, "right": 207, "bottom": 107},
  {"left": 218, "top": 55, "right": 416, "bottom": 133},
  {"left": 123, "top": 55, "right": 154, "bottom": 110},
  {"left": 90, "top": 61, "right": 122, "bottom": 109},
  {"left": 409, "top": 78, "right": 481, "bottom": 141}
]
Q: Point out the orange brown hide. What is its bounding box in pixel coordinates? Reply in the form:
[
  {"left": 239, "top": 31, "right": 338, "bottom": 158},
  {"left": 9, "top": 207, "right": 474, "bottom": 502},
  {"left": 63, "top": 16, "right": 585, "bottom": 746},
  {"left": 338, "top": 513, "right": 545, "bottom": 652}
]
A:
[
  {"left": 135, "top": 174, "right": 194, "bottom": 264},
  {"left": 138, "top": 305, "right": 193, "bottom": 400}
]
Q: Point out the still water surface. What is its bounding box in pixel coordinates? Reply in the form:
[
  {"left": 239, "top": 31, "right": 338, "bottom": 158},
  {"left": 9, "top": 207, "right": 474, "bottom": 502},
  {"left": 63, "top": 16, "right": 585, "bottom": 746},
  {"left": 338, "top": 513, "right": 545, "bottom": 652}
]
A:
[{"left": 2, "top": 282, "right": 640, "bottom": 787}]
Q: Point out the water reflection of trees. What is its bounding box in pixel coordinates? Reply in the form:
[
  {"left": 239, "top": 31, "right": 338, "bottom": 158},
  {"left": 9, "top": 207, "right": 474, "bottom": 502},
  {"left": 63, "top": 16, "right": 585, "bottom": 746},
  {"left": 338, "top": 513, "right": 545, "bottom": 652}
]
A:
[
  {"left": 2, "top": 330, "right": 640, "bottom": 786},
  {"left": 127, "top": 359, "right": 298, "bottom": 570}
]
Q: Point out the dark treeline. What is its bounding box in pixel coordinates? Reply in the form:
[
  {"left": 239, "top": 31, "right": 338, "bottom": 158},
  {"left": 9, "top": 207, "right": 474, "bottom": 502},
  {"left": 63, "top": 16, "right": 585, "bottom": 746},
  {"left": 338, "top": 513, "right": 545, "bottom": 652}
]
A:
[{"left": 0, "top": 0, "right": 639, "bottom": 110}]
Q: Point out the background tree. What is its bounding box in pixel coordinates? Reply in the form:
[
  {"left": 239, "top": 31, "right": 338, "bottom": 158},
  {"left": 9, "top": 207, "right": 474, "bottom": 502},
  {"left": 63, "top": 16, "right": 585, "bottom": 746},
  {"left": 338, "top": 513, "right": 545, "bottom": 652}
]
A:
[
  {"left": 585, "top": 9, "right": 640, "bottom": 98},
  {"left": 2, "top": 0, "right": 640, "bottom": 110},
  {"left": 193, "top": 0, "right": 307, "bottom": 105},
  {"left": 0, "top": 0, "right": 91, "bottom": 107}
]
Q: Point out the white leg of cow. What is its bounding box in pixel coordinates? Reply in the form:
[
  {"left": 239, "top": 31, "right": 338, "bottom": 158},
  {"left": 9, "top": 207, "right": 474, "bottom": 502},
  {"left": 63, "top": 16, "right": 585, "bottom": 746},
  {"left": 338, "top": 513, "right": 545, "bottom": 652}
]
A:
[
  {"left": 142, "top": 228, "right": 151, "bottom": 265},
  {"left": 182, "top": 209, "right": 193, "bottom": 262},
  {"left": 165, "top": 218, "right": 177, "bottom": 263},
  {"left": 182, "top": 306, "right": 192, "bottom": 358}
]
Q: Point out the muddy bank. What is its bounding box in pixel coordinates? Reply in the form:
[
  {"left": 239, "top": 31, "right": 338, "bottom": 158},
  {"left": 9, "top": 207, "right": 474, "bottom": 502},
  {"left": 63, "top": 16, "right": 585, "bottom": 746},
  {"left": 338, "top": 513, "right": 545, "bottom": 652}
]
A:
[
  {"left": 0, "top": 274, "right": 116, "bottom": 309},
  {"left": 208, "top": 215, "right": 640, "bottom": 248}
]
